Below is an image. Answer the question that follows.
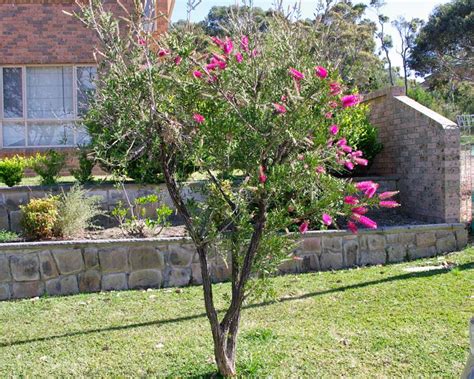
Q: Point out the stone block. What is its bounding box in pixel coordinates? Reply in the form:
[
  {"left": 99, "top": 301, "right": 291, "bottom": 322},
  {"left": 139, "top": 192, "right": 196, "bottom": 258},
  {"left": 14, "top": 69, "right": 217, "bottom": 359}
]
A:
[
  {"left": 359, "top": 250, "right": 386, "bottom": 266},
  {"left": 4, "top": 192, "right": 28, "bottom": 210},
  {"left": 102, "top": 273, "right": 128, "bottom": 291},
  {"left": 210, "top": 264, "right": 231, "bottom": 283},
  {"left": 436, "top": 234, "right": 457, "bottom": 254},
  {"left": 129, "top": 269, "right": 162, "bottom": 289},
  {"left": 0, "top": 255, "right": 11, "bottom": 282},
  {"left": 168, "top": 245, "right": 193, "bottom": 267},
  {"left": 301, "top": 237, "right": 322, "bottom": 253},
  {"left": 456, "top": 229, "right": 469, "bottom": 250},
  {"left": 386, "top": 233, "right": 400, "bottom": 245},
  {"left": 166, "top": 268, "right": 191, "bottom": 287},
  {"left": 46, "top": 275, "right": 79, "bottom": 296},
  {"left": 39, "top": 251, "right": 59, "bottom": 280},
  {"left": 343, "top": 240, "right": 359, "bottom": 267},
  {"left": 399, "top": 233, "right": 415, "bottom": 245},
  {"left": 416, "top": 232, "right": 436, "bottom": 247},
  {"left": 78, "top": 270, "right": 101, "bottom": 293},
  {"left": 300, "top": 254, "right": 320, "bottom": 272},
  {"left": 367, "top": 235, "right": 386, "bottom": 251},
  {"left": 129, "top": 246, "right": 163, "bottom": 270},
  {"left": 10, "top": 254, "right": 40, "bottom": 281},
  {"left": 9, "top": 210, "right": 22, "bottom": 233},
  {"left": 12, "top": 281, "right": 44, "bottom": 299},
  {"left": 322, "top": 237, "right": 342, "bottom": 252},
  {"left": 278, "top": 259, "right": 301, "bottom": 274},
  {"left": 99, "top": 248, "right": 129, "bottom": 273},
  {"left": 191, "top": 263, "right": 202, "bottom": 284},
  {"left": 52, "top": 249, "right": 84, "bottom": 275},
  {"left": 0, "top": 283, "right": 10, "bottom": 300},
  {"left": 408, "top": 246, "right": 437, "bottom": 260},
  {"left": 386, "top": 245, "right": 407, "bottom": 263},
  {"left": 320, "top": 251, "right": 343, "bottom": 270},
  {"left": 0, "top": 208, "right": 9, "bottom": 230},
  {"left": 83, "top": 248, "right": 99, "bottom": 269}
]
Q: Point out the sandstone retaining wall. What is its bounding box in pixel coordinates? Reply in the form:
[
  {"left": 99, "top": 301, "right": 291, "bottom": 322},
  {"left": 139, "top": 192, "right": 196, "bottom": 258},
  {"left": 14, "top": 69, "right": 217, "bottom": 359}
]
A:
[{"left": 0, "top": 223, "right": 467, "bottom": 301}]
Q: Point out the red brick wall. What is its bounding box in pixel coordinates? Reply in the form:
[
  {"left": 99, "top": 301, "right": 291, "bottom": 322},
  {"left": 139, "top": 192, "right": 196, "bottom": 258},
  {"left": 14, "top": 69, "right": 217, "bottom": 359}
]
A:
[{"left": 0, "top": 0, "right": 171, "bottom": 65}]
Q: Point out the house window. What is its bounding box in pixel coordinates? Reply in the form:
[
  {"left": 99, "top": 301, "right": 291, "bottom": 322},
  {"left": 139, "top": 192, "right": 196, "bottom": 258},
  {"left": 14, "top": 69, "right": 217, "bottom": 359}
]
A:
[
  {"left": 0, "top": 65, "right": 96, "bottom": 148},
  {"left": 142, "top": 0, "right": 156, "bottom": 32}
]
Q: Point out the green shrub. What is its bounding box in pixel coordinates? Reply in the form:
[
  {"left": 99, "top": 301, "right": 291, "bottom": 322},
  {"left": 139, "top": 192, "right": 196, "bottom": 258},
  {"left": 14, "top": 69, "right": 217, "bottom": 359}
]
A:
[
  {"left": 0, "top": 230, "right": 20, "bottom": 243},
  {"left": 70, "top": 146, "right": 95, "bottom": 184},
  {"left": 56, "top": 184, "right": 103, "bottom": 238},
  {"left": 32, "top": 150, "right": 66, "bottom": 186},
  {"left": 20, "top": 197, "right": 59, "bottom": 240},
  {"left": 0, "top": 156, "right": 28, "bottom": 187}
]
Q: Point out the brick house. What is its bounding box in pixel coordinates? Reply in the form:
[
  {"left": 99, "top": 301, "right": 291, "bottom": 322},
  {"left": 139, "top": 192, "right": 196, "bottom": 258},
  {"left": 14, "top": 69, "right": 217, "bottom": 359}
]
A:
[{"left": 0, "top": 0, "right": 174, "bottom": 162}]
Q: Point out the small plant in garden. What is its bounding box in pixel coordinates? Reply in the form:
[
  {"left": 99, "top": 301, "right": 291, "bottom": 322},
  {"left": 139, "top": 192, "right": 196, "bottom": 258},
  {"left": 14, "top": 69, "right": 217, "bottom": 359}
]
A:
[
  {"left": 0, "top": 156, "right": 28, "bottom": 187},
  {"left": 77, "top": 2, "right": 400, "bottom": 375},
  {"left": 70, "top": 146, "right": 95, "bottom": 184},
  {"left": 112, "top": 193, "right": 172, "bottom": 237},
  {"left": 55, "top": 184, "right": 103, "bottom": 238},
  {"left": 0, "top": 230, "right": 20, "bottom": 243},
  {"left": 20, "top": 197, "right": 59, "bottom": 240},
  {"left": 32, "top": 150, "right": 66, "bottom": 186}
]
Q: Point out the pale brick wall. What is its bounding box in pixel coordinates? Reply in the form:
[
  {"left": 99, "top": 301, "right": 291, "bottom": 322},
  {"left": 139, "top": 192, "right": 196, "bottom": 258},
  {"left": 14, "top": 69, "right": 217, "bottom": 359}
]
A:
[{"left": 363, "top": 87, "right": 471, "bottom": 224}]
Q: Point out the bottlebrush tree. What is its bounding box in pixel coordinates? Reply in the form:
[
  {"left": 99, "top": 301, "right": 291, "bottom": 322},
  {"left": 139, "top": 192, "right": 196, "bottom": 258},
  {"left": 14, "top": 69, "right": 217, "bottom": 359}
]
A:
[{"left": 76, "top": 1, "right": 399, "bottom": 375}]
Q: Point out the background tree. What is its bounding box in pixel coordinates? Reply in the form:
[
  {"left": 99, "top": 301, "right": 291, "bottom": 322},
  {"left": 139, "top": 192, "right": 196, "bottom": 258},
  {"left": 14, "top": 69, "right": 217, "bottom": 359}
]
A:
[
  {"left": 76, "top": 1, "right": 393, "bottom": 375},
  {"left": 370, "top": 0, "right": 394, "bottom": 86},
  {"left": 392, "top": 16, "right": 423, "bottom": 92}
]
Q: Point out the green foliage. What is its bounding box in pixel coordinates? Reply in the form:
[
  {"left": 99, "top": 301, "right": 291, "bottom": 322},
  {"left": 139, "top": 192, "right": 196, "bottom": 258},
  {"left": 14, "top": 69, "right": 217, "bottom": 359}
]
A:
[
  {"left": 0, "top": 156, "right": 28, "bottom": 187},
  {"left": 20, "top": 197, "right": 59, "bottom": 240},
  {"left": 32, "top": 150, "right": 66, "bottom": 186},
  {"left": 111, "top": 193, "right": 172, "bottom": 237},
  {"left": 56, "top": 185, "right": 103, "bottom": 238},
  {"left": 70, "top": 146, "right": 95, "bottom": 184},
  {"left": 0, "top": 229, "right": 20, "bottom": 243},
  {"left": 408, "top": 84, "right": 460, "bottom": 121}
]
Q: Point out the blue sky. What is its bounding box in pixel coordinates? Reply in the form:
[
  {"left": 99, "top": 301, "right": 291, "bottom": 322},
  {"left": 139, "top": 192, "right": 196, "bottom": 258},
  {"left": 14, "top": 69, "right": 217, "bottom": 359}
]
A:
[{"left": 171, "top": 0, "right": 451, "bottom": 73}]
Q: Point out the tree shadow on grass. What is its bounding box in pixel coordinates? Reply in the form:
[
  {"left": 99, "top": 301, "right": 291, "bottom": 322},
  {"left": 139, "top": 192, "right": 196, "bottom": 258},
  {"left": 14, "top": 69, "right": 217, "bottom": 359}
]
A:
[{"left": 1, "top": 261, "right": 472, "bottom": 349}]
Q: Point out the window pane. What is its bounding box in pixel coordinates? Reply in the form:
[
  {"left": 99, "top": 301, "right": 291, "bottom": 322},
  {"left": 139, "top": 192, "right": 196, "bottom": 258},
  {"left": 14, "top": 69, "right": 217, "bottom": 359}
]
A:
[
  {"left": 142, "top": 0, "right": 156, "bottom": 31},
  {"left": 76, "top": 125, "right": 91, "bottom": 145},
  {"left": 77, "top": 67, "right": 97, "bottom": 117},
  {"left": 27, "top": 122, "right": 74, "bottom": 146},
  {"left": 3, "top": 122, "right": 25, "bottom": 147},
  {"left": 27, "top": 67, "right": 73, "bottom": 119},
  {"left": 3, "top": 68, "right": 23, "bottom": 118}
]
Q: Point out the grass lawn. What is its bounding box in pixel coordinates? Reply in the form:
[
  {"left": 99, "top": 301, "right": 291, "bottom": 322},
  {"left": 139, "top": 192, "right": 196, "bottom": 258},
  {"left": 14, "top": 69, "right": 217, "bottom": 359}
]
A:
[{"left": 1, "top": 248, "right": 473, "bottom": 377}]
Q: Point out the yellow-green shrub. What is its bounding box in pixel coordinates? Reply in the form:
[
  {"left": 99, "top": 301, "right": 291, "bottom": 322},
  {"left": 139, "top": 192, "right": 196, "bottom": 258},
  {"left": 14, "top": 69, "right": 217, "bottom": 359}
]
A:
[
  {"left": 0, "top": 156, "right": 28, "bottom": 187},
  {"left": 20, "top": 197, "right": 59, "bottom": 240}
]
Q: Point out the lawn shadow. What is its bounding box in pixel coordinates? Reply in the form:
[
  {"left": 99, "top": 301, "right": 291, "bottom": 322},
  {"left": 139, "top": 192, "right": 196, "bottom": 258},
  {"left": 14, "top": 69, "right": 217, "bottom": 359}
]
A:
[{"left": 1, "top": 261, "right": 472, "bottom": 349}]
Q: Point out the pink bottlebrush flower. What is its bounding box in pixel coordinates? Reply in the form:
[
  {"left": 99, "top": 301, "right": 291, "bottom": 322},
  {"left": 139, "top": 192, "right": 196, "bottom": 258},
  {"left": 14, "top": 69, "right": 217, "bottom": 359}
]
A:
[
  {"left": 289, "top": 68, "right": 304, "bottom": 80},
  {"left": 325, "top": 112, "right": 333, "bottom": 119},
  {"left": 341, "top": 145, "right": 353, "bottom": 153},
  {"left": 158, "top": 48, "right": 169, "bottom": 57},
  {"left": 379, "top": 200, "right": 400, "bottom": 208},
  {"left": 351, "top": 150, "right": 363, "bottom": 157},
  {"left": 329, "top": 124, "right": 339, "bottom": 135},
  {"left": 208, "top": 75, "right": 218, "bottom": 83},
  {"left": 353, "top": 157, "right": 368, "bottom": 166},
  {"left": 217, "top": 60, "right": 227, "bottom": 70},
  {"left": 315, "top": 166, "right": 326, "bottom": 174},
  {"left": 193, "top": 70, "right": 203, "bottom": 79},
  {"left": 206, "top": 63, "right": 219, "bottom": 71},
  {"left": 211, "top": 36, "right": 224, "bottom": 48},
  {"left": 299, "top": 221, "right": 309, "bottom": 234},
  {"left": 322, "top": 213, "right": 332, "bottom": 226},
  {"left": 329, "top": 83, "right": 341, "bottom": 95},
  {"left": 273, "top": 103, "right": 286, "bottom": 114},
  {"left": 251, "top": 49, "right": 259, "bottom": 58},
  {"left": 341, "top": 94, "right": 360, "bottom": 108},
  {"left": 353, "top": 214, "right": 377, "bottom": 229},
  {"left": 281, "top": 95, "right": 288, "bottom": 102},
  {"left": 355, "top": 181, "right": 379, "bottom": 199},
  {"left": 174, "top": 56, "right": 182, "bottom": 65},
  {"left": 315, "top": 66, "right": 328, "bottom": 79},
  {"left": 328, "top": 100, "right": 338, "bottom": 109},
  {"left": 347, "top": 221, "right": 358, "bottom": 234},
  {"left": 336, "top": 138, "right": 347, "bottom": 147},
  {"left": 352, "top": 206, "right": 368, "bottom": 215},
  {"left": 379, "top": 191, "right": 399, "bottom": 200},
  {"left": 193, "top": 113, "right": 205, "bottom": 123},
  {"left": 241, "top": 35, "right": 249, "bottom": 52},
  {"left": 344, "top": 161, "right": 354, "bottom": 170},
  {"left": 138, "top": 36, "right": 146, "bottom": 46},
  {"left": 259, "top": 166, "right": 267, "bottom": 184},
  {"left": 223, "top": 38, "right": 233, "bottom": 55},
  {"left": 235, "top": 52, "right": 243, "bottom": 63},
  {"left": 344, "top": 196, "right": 359, "bottom": 205}
]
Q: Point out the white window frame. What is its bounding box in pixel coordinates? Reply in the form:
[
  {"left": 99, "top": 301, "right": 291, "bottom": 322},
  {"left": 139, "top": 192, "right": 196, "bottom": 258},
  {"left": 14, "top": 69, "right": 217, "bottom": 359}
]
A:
[{"left": 0, "top": 64, "right": 96, "bottom": 149}]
